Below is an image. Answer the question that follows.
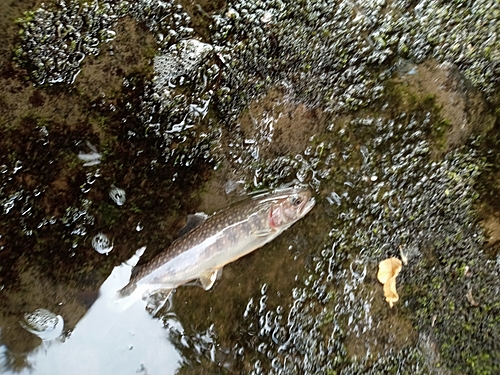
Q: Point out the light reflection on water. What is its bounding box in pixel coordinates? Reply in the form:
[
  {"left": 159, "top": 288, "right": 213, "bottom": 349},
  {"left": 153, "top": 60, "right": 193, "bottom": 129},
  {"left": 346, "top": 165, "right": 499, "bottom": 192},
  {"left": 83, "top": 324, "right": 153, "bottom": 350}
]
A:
[{"left": 4, "top": 250, "right": 182, "bottom": 375}]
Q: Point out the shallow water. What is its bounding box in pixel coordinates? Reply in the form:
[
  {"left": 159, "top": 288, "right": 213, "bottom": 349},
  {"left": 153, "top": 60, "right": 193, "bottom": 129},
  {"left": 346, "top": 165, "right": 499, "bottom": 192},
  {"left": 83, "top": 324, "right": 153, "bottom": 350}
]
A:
[
  {"left": 4, "top": 249, "right": 182, "bottom": 375},
  {"left": 1, "top": 0, "right": 499, "bottom": 374}
]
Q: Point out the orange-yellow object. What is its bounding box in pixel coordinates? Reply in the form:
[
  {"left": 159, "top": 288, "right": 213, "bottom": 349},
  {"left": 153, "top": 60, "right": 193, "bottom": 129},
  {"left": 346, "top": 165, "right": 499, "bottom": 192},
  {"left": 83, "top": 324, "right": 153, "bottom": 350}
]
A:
[{"left": 377, "top": 257, "right": 402, "bottom": 308}]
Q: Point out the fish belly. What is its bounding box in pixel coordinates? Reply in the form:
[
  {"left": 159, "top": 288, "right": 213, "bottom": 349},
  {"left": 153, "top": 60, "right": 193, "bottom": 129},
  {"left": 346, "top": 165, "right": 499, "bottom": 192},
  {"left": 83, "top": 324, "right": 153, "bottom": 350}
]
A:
[{"left": 139, "top": 219, "right": 281, "bottom": 290}]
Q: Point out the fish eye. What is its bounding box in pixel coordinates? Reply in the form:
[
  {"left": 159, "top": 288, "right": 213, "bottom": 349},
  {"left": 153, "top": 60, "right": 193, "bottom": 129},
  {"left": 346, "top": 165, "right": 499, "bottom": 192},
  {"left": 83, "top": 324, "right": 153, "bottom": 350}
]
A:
[{"left": 291, "top": 196, "right": 303, "bottom": 207}]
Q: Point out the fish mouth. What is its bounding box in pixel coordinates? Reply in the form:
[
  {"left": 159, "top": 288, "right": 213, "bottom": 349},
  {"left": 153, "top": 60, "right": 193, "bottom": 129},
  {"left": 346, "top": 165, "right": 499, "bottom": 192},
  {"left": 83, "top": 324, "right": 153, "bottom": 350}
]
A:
[
  {"left": 289, "top": 187, "right": 315, "bottom": 217},
  {"left": 301, "top": 196, "right": 316, "bottom": 216}
]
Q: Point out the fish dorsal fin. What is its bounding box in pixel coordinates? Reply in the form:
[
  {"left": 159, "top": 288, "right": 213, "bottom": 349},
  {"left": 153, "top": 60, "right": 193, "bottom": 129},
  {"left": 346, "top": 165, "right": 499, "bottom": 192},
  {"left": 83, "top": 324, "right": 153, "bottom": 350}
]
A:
[
  {"left": 124, "top": 246, "right": 147, "bottom": 285},
  {"left": 177, "top": 212, "right": 209, "bottom": 238},
  {"left": 130, "top": 264, "right": 142, "bottom": 279},
  {"left": 199, "top": 268, "right": 222, "bottom": 290}
]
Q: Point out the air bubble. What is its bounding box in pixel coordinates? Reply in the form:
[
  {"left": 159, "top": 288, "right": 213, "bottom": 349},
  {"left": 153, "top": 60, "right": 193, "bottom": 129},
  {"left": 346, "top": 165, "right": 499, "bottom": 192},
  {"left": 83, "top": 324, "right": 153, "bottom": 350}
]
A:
[
  {"left": 20, "top": 308, "right": 64, "bottom": 341},
  {"left": 91, "top": 232, "right": 113, "bottom": 255},
  {"left": 109, "top": 186, "right": 126, "bottom": 206}
]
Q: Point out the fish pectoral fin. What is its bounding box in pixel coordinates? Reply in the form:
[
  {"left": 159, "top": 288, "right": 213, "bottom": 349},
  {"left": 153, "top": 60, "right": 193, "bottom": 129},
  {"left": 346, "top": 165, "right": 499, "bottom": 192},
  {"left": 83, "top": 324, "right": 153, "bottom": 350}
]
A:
[
  {"left": 199, "top": 269, "right": 220, "bottom": 290},
  {"left": 252, "top": 228, "right": 276, "bottom": 237},
  {"left": 177, "top": 213, "right": 209, "bottom": 238},
  {"left": 216, "top": 267, "right": 223, "bottom": 280}
]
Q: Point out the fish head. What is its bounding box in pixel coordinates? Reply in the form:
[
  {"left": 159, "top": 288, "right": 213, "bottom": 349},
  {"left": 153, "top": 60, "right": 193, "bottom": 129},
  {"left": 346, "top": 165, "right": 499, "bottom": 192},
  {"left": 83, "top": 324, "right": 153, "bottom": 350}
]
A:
[{"left": 269, "top": 188, "right": 315, "bottom": 229}]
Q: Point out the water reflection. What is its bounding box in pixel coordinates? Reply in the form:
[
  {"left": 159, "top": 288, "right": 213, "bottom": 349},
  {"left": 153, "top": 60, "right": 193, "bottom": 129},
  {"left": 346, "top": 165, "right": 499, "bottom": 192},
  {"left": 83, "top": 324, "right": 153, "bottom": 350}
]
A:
[{"left": 2, "top": 249, "right": 182, "bottom": 375}]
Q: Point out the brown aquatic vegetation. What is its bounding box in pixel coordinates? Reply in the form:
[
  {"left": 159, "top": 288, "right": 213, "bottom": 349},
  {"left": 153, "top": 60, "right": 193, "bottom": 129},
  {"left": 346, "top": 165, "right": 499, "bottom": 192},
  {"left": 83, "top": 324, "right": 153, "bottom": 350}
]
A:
[{"left": 377, "top": 257, "right": 402, "bottom": 308}]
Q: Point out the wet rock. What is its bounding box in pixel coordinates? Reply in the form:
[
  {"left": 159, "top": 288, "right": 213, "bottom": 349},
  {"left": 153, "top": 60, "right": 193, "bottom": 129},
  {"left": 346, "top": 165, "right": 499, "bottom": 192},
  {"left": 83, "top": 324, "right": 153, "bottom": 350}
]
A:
[
  {"left": 15, "top": 0, "right": 119, "bottom": 85},
  {"left": 211, "top": 0, "right": 499, "bottom": 125},
  {"left": 149, "top": 38, "right": 216, "bottom": 133},
  {"left": 154, "top": 39, "right": 213, "bottom": 89},
  {"left": 393, "top": 60, "right": 496, "bottom": 152}
]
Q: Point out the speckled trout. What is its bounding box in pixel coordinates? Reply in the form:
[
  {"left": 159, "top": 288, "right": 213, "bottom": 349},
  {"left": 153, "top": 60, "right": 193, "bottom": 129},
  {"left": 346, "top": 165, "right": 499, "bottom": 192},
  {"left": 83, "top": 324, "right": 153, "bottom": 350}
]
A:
[{"left": 118, "top": 187, "right": 315, "bottom": 307}]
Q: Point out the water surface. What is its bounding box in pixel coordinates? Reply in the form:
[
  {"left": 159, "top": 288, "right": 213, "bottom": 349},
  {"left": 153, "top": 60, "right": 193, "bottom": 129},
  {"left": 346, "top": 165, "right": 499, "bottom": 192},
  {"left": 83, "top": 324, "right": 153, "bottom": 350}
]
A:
[{"left": 1, "top": 0, "right": 499, "bottom": 374}]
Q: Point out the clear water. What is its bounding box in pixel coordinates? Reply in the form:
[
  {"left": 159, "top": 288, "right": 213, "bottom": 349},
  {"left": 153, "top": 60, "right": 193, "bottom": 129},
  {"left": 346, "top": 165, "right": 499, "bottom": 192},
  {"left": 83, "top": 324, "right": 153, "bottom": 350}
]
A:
[{"left": 1, "top": 0, "right": 499, "bottom": 374}]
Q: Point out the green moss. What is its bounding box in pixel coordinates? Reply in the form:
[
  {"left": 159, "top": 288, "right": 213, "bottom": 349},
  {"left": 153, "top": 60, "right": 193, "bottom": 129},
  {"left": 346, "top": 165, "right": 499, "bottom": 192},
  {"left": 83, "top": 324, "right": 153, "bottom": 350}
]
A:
[{"left": 14, "top": 10, "right": 35, "bottom": 25}]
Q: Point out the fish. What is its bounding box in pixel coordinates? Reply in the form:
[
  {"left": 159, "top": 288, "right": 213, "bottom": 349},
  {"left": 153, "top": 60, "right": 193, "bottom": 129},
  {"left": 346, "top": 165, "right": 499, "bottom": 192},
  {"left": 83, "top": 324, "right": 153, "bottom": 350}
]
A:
[{"left": 116, "top": 186, "right": 315, "bottom": 311}]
